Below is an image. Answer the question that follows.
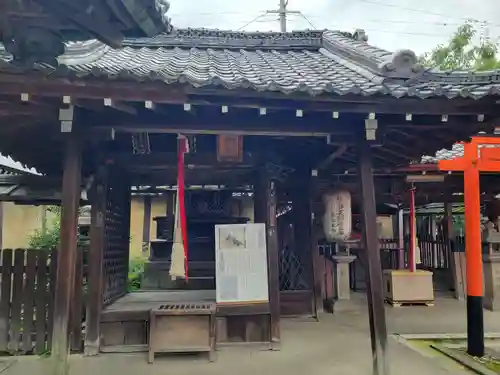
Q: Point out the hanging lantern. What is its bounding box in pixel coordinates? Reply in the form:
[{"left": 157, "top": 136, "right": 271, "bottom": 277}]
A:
[{"left": 323, "top": 189, "right": 352, "bottom": 242}]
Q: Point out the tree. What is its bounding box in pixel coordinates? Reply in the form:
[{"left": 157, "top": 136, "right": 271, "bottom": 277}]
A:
[
  {"left": 28, "top": 206, "right": 87, "bottom": 250},
  {"left": 28, "top": 206, "right": 61, "bottom": 250},
  {"left": 419, "top": 22, "right": 500, "bottom": 71}
]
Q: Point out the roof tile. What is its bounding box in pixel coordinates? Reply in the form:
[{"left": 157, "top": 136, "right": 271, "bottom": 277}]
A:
[{"left": 1, "top": 28, "right": 500, "bottom": 98}]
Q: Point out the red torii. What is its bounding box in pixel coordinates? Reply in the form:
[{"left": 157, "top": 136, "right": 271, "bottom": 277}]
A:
[{"left": 438, "top": 136, "right": 500, "bottom": 357}]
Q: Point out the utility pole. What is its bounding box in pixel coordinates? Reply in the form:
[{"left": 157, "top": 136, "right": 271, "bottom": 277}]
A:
[
  {"left": 279, "top": 0, "right": 287, "bottom": 33},
  {"left": 266, "top": 0, "right": 300, "bottom": 32}
]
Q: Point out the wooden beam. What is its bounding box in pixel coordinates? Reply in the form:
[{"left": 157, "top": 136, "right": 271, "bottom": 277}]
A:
[
  {"left": 0, "top": 103, "right": 54, "bottom": 117},
  {"left": 33, "top": 0, "right": 123, "bottom": 47},
  {"left": 357, "top": 137, "right": 389, "bottom": 374},
  {"left": 51, "top": 132, "right": 82, "bottom": 375},
  {"left": 108, "top": 152, "right": 263, "bottom": 169},
  {"left": 104, "top": 98, "right": 137, "bottom": 115},
  {"left": 0, "top": 74, "right": 497, "bottom": 116},
  {"left": 0, "top": 202, "right": 3, "bottom": 249},
  {"left": 375, "top": 146, "right": 413, "bottom": 161},
  {"left": 291, "top": 170, "right": 317, "bottom": 317},
  {"left": 317, "top": 144, "right": 348, "bottom": 170},
  {"left": 84, "top": 166, "right": 107, "bottom": 356},
  {"left": 93, "top": 123, "right": 355, "bottom": 138},
  {"left": 188, "top": 87, "right": 499, "bottom": 115},
  {"left": 254, "top": 167, "right": 280, "bottom": 349}
]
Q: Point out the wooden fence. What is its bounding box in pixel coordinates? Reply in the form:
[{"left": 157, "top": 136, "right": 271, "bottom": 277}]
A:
[{"left": 0, "top": 248, "right": 87, "bottom": 355}]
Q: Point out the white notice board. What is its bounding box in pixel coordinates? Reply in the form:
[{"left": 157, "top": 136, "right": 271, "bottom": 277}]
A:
[{"left": 215, "top": 223, "right": 269, "bottom": 304}]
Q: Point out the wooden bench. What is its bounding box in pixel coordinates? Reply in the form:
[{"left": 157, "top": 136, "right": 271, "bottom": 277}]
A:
[{"left": 148, "top": 302, "right": 216, "bottom": 363}]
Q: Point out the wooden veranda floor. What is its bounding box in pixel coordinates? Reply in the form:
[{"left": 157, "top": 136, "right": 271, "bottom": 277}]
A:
[{"left": 103, "top": 290, "right": 216, "bottom": 316}]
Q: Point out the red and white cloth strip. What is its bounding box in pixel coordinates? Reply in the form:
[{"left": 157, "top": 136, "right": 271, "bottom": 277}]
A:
[{"left": 177, "top": 135, "right": 189, "bottom": 279}]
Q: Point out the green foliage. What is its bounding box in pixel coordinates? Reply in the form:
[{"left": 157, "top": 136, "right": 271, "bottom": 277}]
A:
[
  {"left": 128, "top": 257, "right": 146, "bottom": 292},
  {"left": 28, "top": 209, "right": 61, "bottom": 250},
  {"left": 28, "top": 206, "right": 86, "bottom": 250},
  {"left": 419, "top": 22, "right": 500, "bottom": 71}
]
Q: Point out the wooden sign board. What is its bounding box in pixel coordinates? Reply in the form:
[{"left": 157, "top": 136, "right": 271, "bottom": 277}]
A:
[
  {"left": 217, "top": 135, "right": 243, "bottom": 162},
  {"left": 215, "top": 223, "right": 269, "bottom": 305}
]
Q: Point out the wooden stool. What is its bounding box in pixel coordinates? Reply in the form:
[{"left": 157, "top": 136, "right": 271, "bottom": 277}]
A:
[{"left": 148, "top": 302, "right": 216, "bottom": 363}]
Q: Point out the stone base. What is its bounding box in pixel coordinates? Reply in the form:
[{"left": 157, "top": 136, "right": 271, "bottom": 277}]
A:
[
  {"left": 450, "top": 252, "right": 466, "bottom": 300},
  {"left": 383, "top": 270, "right": 434, "bottom": 303},
  {"left": 483, "top": 253, "right": 500, "bottom": 311},
  {"left": 331, "top": 255, "right": 356, "bottom": 301}
]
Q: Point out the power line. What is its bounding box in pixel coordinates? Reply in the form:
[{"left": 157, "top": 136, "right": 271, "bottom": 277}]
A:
[
  {"left": 236, "top": 12, "right": 268, "bottom": 31},
  {"left": 175, "top": 10, "right": 500, "bottom": 30},
  {"left": 349, "top": 0, "right": 500, "bottom": 28},
  {"left": 299, "top": 13, "right": 318, "bottom": 30},
  {"left": 302, "top": 16, "right": 468, "bottom": 28}
]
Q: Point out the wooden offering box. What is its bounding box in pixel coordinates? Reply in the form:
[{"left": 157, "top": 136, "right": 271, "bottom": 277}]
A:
[
  {"left": 148, "top": 302, "right": 217, "bottom": 363},
  {"left": 383, "top": 270, "right": 434, "bottom": 306}
]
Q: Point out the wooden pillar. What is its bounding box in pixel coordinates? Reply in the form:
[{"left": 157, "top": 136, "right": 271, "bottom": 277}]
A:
[
  {"left": 431, "top": 216, "right": 438, "bottom": 268},
  {"left": 357, "top": 135, "right": 389, "bottom": 375},
  {"left": 397, "top": 207, "right": 404, "bottom": 269},
  {"left": 0, "top": 202, "right": 3, "bottom": 249},
  {"left": 84, "top": 166, "right": 108, "bottom": 356},
  {"left": 310, "top": 169, "right": 323, "bottom": 317},
  {"left": 408, "top": 186, "right": 416, "bottom": 272},
  {"left": 254, "top": 167, "right": 280, "bottom": 349},
  {"left": 142, "top": 196, "right": 152, "bottom": 254},
  {"left": 445, "top": 201, "right": 465, "bottom": 300},
  {"left": 51, "top": 132, "right": 82, "bottom": 375},
  {"left": 291, "top": 168, "right": 319, "bottom": 317}
]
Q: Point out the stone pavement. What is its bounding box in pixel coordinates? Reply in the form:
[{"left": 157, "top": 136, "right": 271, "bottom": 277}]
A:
[{"left": 5, "top": 293, "right": 500, "bottom": 375}]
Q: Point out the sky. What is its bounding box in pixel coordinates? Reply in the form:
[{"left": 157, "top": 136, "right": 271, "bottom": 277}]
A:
[{"left": 167, "top": 0, "right": 500, "bottom": 54}]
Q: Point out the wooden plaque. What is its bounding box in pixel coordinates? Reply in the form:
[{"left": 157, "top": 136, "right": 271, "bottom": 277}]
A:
[{"left": 217, "top": 135, "right": 243, "bottom": 162}]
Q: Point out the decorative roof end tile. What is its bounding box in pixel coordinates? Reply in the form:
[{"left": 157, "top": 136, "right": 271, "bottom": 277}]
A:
[
  {"left": 353, "top": 29, "right": 368, "bottom": 42},
  {"left": 378, "top": 49, "right": 424, "bottom": 79}
]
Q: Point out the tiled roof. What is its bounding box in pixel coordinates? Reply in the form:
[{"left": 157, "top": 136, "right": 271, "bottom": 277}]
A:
[
  {"left": 421, "top": 143, "right": 465, "bottom": 164},
  {"left": 2, "top": 28, "right": 500, "bottom": 98},
  {"left": 0, "top": 154, "right": 40, "bottom": 175},
  {"left": 421, "top": 140, "right": 500, "bottom": 164}
]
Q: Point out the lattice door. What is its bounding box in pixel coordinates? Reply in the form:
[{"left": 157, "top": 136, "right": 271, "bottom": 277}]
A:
[{"left": 103, "top": 169, "right": 131, "bottom": 305}]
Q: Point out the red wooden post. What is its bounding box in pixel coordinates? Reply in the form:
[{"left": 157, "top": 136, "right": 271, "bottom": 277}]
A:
[
  {"left": 463, "top": 142, "right": 484, "bottom": 357},
  {"left": 436, "top": 136, "right": 500, "bottom": 358}
]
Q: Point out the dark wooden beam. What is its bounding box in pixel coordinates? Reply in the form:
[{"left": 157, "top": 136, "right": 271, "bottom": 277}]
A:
[
  {"left": 254, "top": 167, "right": 281, "bottom": 349},
  {"left": 33, "top": 0, "right": 124, "bottom": 47},
  {"left": 291, "top": 170, "right": 316, "bottom": 317},
  {"left": 357, "top": 137, "right": 389, "bottom": 375},
  {"left": 108, "top": 152, "right": 264, "bottom": 169},
  {"left": 0, "top": 202, "right": 3, "bottom": 249},
  {"left": 188, "top": 87, "right": 500, "bottom": 115},
  {"left": 93, "top": 123, "right": 355, "bottom": 137},
  {"left": 0, "top": 74, "right": 497, "bottom": 116},
  {"left": 317, "top": 144, "right": 348, "bottom": 170},
  {"left": 84, "top": 165, "right": 107, "bottom": 356},
  {"left": 104, "top": 99, "right": 137, "bottom": 115},
  {"left": 51, "top": 132, "right": 82, "bottom": 375},
  {"left": 0, "top": 103, "right": 54, "bottom": 117}
]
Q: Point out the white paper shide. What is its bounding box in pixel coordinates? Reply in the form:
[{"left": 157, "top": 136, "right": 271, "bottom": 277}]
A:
[{"left": 323, "top": 189, "right": 352, "bottom": 241}]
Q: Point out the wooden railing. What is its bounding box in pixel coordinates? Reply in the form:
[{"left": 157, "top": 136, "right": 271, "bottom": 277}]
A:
[{"left": 0, "top": 247, "right": 87, "bottom": 355}]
